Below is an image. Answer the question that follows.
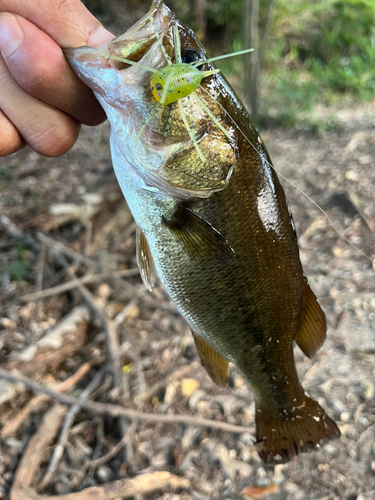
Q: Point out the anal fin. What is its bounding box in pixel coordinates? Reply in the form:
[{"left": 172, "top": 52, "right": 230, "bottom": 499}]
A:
[
  {"left": 136, "top": 227, "right": 156, "bottom": 291},
  {"left": 295, "top": 281, "right": 326, "bottom": 358},
  {"left": 193, "top": 333, "right": 229, "bottom": 387}
]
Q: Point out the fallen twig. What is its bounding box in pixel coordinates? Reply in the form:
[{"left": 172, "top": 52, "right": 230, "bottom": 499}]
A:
[
  {"left": 79, "top": 286, "right": 124, "bottom": 394},
  {"left": 80, "top": 423, "right": 136, "bottom": 473},
  {"left": 40, "top": 472, "right": 189, "bottom": 500},
  {"left": 0, "top": 215, "right": 23, "bottom": 238},
  {"left": 36, "top": 232, "right": 96, "bottom": 268},
  {"left": 10, "top": 402, "right": 188, "bottom": 500},
  {"left": 0, "top": 368, "right": 252, "bottom": 435},
  {"left": 10, "top": 404, "right": 67, "bottom": 500},
  {"left": 10, "top": 405, "right": 190, "bottom": 500},
  {"left": 20, "top": 268, "right": 139, "bottom": 302},
  {"left": 0, "top": 306, "right": 90, "bottom": 406},
  {"left": 1, "top": 358, "right": 105, "bottom": 437},
  {"left": 39, "top": 367, "right": 106, "bottom": 489}
]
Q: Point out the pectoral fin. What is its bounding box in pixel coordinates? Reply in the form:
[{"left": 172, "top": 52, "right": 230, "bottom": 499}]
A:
[
  {"left": 163, "top": 205, "right": 235, "bottom": 263},
  {"left": 295, "top": 282, "right": 326, "bottom": 358},
  {"left": 193, "top": 333, "right": 229, "bottom": 387},
  {"left": 136, "top": 227, "right": 156, "bottom": 291}
]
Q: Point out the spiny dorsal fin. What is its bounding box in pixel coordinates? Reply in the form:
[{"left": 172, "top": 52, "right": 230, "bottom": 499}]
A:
[
  {"left": 136, "top": 227, "right": 156, "bottom": 291},
  {"left": 162, "top": 205, "right": 235, "bottom": 263},
  {"left": 295, "top": 281, "right": 326, "bottom": 358},
  {"left": 193, "top": 333, "right": 229, "bottom": 387}
]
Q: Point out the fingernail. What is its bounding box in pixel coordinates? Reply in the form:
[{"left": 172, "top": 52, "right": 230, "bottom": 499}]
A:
[
  {"left": 87, "top": 24, "right": 114, "bottom": 47},
  {"left": 0, "top": 13, "right": 24, "bottom": 58}
]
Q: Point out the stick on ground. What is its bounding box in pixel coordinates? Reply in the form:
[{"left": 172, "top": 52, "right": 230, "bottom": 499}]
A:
[{"left": 0, "top": 367, "right": 252, "bottom": 435}]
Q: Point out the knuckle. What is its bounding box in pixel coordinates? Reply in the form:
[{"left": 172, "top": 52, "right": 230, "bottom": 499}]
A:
[{"left": 33, "top": 120, "right": 80, "bottom": 157}]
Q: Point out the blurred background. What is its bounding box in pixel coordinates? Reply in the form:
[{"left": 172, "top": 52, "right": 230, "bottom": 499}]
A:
[
  {"left": 83, "top": 0, "right": 375, "bottom": 129},
  {"left": 0, "top": 1, "right": 374, "bottom": 499}
]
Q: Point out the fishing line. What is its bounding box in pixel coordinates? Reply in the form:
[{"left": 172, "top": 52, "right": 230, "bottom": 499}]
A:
[
  {"left": 195, "top": 82, "right": 374, "bottom": 265},
  {"left": 101, "top": 20, "right": 373, "bottom": 266}
]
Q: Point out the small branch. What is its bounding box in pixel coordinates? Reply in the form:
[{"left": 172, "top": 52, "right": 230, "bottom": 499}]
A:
[
  {"left": 79, "top": 286, "right": 126, "bottom": 398},
  {"left": 0, "top": 215, "right": 23, "bottom": 238},
  {"left": 38, "top": 472, "right": 189, "bottom": 500},
  {"left": 20, "top": 268, "right": 139, "bottom": 302},
  {"left": 35, "top": 242, "right": 47, "bottom": 312},
  {"left": 140, "top": 296, "right": 179, "bottom": 315},
  {"left": 1, "top": 395, "right": 48, "bottom": 438},
  {"left": 9, "top": 403, "right": 189, "bottom": 500},
  {"left": 36, "top": 232, "right": 96, "bottom": 268},
  {"left": 1, "top": 358, "right": 105, "bottom": 438},
  {"left": 258, "top": 0, "right": 276, "bottom": 71},
  {"left": 81, "top": 423, "right": 136, "bottom": 473},
  {"left": 39, "top": 367, "right": 106, "bottom": 489},
  {"left": 10, "top": 404, "right": 67, "bottom": 500},
  {"left": 0, "top": 368, "right": 252, "bottom": 435}
]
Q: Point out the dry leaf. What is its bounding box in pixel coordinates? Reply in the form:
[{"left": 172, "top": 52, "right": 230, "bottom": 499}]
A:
[
  {"left": 241, "top": 483, "right": 279, "bottom": 499},
  {"left": 181, "top": 378, "right": 200, "bottom": 397}
]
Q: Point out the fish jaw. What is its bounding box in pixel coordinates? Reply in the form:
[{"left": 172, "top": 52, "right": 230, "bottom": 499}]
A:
[{"left": 64, "top": 1, "right": 237, "bottom": 199}]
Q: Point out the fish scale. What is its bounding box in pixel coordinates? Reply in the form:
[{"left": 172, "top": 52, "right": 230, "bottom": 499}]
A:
[{"left": 65, "top": 0, "right": 340, "bottom": 463}]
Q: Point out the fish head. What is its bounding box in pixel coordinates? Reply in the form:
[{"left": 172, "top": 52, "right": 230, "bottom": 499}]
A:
[{"left": 65, "top": 0, "right": 238, "bottom": 199}]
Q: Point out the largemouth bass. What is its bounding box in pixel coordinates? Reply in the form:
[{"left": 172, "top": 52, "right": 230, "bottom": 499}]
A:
[{"left": 65, "top": 0, "right": 340, "bottom": 463}]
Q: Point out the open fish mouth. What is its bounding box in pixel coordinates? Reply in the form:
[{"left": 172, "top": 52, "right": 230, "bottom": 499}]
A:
[
  {"left": 64, "top": 0, "right": 173, "bottom": 82},
  {"left": 64, "top": 1, "right": 237, "bottom": 199}
]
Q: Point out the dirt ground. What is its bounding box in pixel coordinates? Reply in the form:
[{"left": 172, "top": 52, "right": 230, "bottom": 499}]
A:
[{"left": 1, "top": 2, "right": 375, "bottom": 500}]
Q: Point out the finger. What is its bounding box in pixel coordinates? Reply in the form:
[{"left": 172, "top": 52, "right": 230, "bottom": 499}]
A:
[
  {"left": 0, "top": 55, "right": 81, "bottom": 157},
  {"left": 0, "top": 0, "right": 113, "bottom": 47},
  {"left": 0, "top": 109, "right": 25, "bottom": 156},
  {"left": 0, "top": 13, "right": 106, "bottom": 126}
]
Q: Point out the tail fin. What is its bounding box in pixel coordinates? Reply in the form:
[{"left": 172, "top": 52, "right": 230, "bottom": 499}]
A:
[{"left": 255, "top": 395, "right": 340, "bottom": 464}]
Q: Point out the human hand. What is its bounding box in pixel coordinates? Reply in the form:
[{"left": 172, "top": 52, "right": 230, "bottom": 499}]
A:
[{"left": 0, "top": 0, "right": 114, "bottom": 157}]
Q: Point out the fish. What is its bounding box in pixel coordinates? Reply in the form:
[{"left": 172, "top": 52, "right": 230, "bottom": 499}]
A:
[{"left": 64, "top": 0, "right": 340, "bottom": 463}]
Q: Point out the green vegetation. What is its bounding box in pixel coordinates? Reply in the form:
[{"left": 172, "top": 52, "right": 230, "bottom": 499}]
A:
[
  {"left": 171, "top": 0, "right": 374, "bottom": 126},
  {"left": 260, "top": 0, "right": 375, "bottom": 124},
  {"left": 1, "top": 241, "right": 32, "bottom": 284},
  {"left": 83, "top": 0, "right": 375, "bottom": 127}
]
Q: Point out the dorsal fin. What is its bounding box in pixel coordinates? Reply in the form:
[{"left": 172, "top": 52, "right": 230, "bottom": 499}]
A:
[
  {"left": 136, "top": 227, "right": 157, "bottom": 291},
  {"left": 295, "top": 281, "right": 326, "bottom": 358},
  {"left": 162, "top": 205, "right": 235, "bottom": 263},
  {"left": 193, "top": 333, "right": 229, "bottom": 387}
]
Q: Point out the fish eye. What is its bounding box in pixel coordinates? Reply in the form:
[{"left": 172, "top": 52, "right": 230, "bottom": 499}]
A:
[{"left": 181, "top": 48, "right": 202, "bottom": 64}]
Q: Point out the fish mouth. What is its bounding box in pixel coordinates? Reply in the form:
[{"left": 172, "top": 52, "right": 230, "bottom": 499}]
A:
[
  {"left": 64, "top": 1, "right": 236, "bottom": 199},
  {"left": 64, "top": 1, "right": 173, "bottom": 73}
]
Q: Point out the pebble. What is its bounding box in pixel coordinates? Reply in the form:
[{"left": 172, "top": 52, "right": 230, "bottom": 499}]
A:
[
  {"left": 0, "top": 317, "right": 17, "bottom": 329},
  {"left": 54, "top": 482, "right": 72, "bottom": 495},
  {"left": 96, "top": 465, "right": 113, "bottom": 482},
  {"left": 324, "top": 444, "right": 337, "bottom": 455},
  {"left": 340, "top": 411, "right": 351, "bottom": 423},
  {"left": 273, "top": 464, "right": 286, "bottom": 484},
  {"left": 239, "top": 448, "right": 252, "bottom": 462},
  {"left": 188, "top": 390, "right": 206, "bottom": 410}
]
